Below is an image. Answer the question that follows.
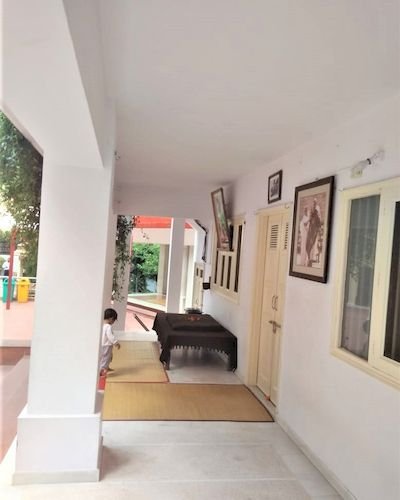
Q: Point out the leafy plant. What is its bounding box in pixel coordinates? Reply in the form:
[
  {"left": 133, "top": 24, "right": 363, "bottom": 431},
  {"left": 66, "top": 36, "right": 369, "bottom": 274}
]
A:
[
  {"left": 0, "top": 229, "right": 11, "bottom": 253},
  {"left": 129, "top": 243, "right": 160, "bottom": 293},
  {"left": 0, "top": 111, "right": 42, "bottom": 276},
  {"left": 112, "top": 215, "right": 136, "bottom": 301}
]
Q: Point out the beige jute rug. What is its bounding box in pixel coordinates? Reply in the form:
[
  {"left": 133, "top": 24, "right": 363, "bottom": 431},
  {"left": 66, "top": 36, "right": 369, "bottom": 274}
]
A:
[
  {"left": 102, "top": 383, "right": 273, "bottom": 422},
  {"left": 106, "top": 341, "right": 168, "bottom": 383}
]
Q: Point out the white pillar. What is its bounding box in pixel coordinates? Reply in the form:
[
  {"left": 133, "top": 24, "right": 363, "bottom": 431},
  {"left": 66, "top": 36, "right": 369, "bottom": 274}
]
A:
[
  {"left": 166, "top": 218, "right": 185, "bottom": 313},
  {"left": 156, "top": 244, "right": 169, "bottom": 295},
  {"left": 112, "top": 217, "right": 133, "bottom": 331},
  {"left": 13, "top": 159, "right": 114, "bottom": 484},
  {"left": 184, "top": 245, "right": 195, "bottom": 309},
  {"left": 103, "top": 212, "right": 117, "bottom": 311},
  {"left": 113, "top": 263, "right": 131, "bottom": 331}
]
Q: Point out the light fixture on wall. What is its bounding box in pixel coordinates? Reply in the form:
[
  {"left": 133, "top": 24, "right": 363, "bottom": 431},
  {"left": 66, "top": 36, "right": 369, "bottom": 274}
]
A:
[{"left": 351, "top": 149, "right": 384, "bottom": 178}]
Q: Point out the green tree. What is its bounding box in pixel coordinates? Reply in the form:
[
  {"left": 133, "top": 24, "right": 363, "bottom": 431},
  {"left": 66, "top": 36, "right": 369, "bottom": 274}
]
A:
[
  {"left": 0, "top": 228, "right": 11, "bottom": 253},
  {"left": 0, "top": 112, "right": 42, "bottom": 276},
  {"left": 129, "top": 243, "right": 160, "bottom": 293}
]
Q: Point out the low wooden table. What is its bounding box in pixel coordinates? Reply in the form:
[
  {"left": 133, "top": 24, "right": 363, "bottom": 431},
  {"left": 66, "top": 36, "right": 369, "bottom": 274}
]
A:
[{"left": 153, "top": 312, "right": 237, "bottom": 371}]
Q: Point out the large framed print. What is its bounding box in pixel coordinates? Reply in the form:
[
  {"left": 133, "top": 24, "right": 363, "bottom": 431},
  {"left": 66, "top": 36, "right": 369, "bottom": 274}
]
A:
[
  {"left": 289, "top": 176, "right": 334, "bottom": 283},
  {"left": 211, "top": 188, "right": 231, "bottom": 250}
]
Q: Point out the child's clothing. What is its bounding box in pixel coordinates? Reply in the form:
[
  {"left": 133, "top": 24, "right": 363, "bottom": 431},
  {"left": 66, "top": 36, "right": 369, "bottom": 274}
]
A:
[{"left": 100, "top": 323, "right": 118, "bottom": 372}]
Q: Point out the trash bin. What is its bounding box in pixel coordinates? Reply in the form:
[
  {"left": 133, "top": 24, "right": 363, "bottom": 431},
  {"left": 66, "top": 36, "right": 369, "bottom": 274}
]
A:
[
  {"left": 17, "top": 278, "right": 30, "bottom": 303},
  {"left": 2, "top": 277, "right": 16, "bottom": 303}
]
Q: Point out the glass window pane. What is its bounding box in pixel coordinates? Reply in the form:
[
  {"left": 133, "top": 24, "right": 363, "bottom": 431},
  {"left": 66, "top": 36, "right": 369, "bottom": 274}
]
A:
[
  {"left": 341, "top": 195, "right": 380, "bottom": 359},
  {"left": 384, "top": 202, "right": 400, "bottom": 363}
]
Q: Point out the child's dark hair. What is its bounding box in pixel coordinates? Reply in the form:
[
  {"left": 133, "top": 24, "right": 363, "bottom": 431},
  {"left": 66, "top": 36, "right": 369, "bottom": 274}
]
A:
[{"left": 104, "top": 308, "right": 118, "bottom": 321}]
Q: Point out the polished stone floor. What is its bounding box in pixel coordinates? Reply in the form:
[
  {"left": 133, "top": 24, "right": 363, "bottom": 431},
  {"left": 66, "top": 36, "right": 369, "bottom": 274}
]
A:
[
  {"left": 0, "top": 420, "right": 342, "bottom": 500},
  {"left": 0, "top": 333, "right": 342, "bottom": 499}
]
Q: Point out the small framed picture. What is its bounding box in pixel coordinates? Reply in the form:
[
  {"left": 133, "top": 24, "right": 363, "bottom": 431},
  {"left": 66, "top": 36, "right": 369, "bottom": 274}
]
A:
[
  {"left": 211, "top": 188, "right": 231, "bottom": 250},
  {"left": 289, "top": 176, "right": 335, "bottom": 283},
  {"left": 268, "top": 170, "right": 282, "bottom": 203}
]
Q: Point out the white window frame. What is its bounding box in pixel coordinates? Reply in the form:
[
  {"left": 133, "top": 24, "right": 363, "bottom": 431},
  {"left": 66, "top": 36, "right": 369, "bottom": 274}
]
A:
[
  {"left": 331, "top": 177, "right": 400, "bottom": 389},
  {"left": 211, "top": 215, "right": 245, "bottom": 302}
]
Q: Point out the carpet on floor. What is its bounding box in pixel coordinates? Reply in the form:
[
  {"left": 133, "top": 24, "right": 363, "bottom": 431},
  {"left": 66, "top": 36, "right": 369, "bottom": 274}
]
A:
[
  {"left": 106, "top": 341, "right": 168, "bottom": 383},
  {"left": 102, "top": 382, "right": 273, "bottom": 422}
]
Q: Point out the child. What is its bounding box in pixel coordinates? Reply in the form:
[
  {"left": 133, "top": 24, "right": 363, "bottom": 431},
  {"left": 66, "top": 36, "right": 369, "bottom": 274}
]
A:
[{"left": 99, "top": 308, "right": 121, "bottom": 376}]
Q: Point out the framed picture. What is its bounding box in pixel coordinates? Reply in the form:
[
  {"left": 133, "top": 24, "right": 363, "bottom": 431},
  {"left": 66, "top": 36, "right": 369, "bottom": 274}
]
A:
[
  {"left": 289, "top": 176, "right": 335, "bottom": 283},
  {"left": 211, "top": 188, "right": 231, "bottom": 250},
  {"left": 268, "top": 170, "right": 282, "bottom": 203}
]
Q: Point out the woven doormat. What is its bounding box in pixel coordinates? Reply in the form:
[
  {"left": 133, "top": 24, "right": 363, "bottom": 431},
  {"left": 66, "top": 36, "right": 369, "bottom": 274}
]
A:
[
  {"left": 103, "top": 383, "right": 273, "bottom": 422},
  {"left": 106, "top": 341, "right": 168, "bottom": 383}
]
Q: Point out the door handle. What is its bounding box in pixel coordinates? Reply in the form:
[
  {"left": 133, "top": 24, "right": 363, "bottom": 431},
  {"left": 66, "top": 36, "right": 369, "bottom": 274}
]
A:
[
  {"left": 274, "top": 295, "right": 278, "bottom": 311},
  {"left": 271, "top": 295, "right": 276, "bottom": 310},
  {"left": 268, "top": 320, "right": 281, "bottom": 333},
  {"left": 268, "top": 320, "right": 281, "bottom": 328}
]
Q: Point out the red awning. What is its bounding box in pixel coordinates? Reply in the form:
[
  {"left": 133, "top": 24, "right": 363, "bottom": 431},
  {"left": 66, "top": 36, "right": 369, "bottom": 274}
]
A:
[{"left": 135, "top": 216, "right": 192, "bottom": 229}]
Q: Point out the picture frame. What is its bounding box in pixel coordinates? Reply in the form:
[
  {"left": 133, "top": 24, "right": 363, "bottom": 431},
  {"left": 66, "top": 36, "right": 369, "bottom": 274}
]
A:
[
  {"left": 289, "top": 176, "right": 335, "bottom": 283},
  {"left": 268, "top": 170, "right": 282, "bottom": 203},
  {"left": 211, "top": 188, "right": 231, "bottom": 250}
]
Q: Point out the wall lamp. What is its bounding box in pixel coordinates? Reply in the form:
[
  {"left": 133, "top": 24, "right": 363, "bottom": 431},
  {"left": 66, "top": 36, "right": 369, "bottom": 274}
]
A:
[{"left": 351, "top": 149, "right": 384, "bottom": 178}]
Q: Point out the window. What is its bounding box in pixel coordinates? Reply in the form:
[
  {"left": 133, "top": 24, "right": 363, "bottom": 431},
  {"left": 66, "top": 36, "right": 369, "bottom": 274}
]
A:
[
  {"left": 332, "top": 177, "right": 400, "bottom": 388},
  {"left": 211, "top": 216, "right": 244, "bottom": 301}
]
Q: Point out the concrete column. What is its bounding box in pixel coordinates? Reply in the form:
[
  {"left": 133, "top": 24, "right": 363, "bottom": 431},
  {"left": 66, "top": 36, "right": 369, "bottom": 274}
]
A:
[
  {"left": 112, "top": 217, "right": 133, "bottom": 331},
  {"left": 156, "top": 244, "right": 168, "bottom": 295},
  {"left": 166, "top": 218, "right": 185, "bottom": 313},
  {"left": 113, "top": 262, "right": 131, "bottom": 331},
  {"left": 184, "top": 245, "right": 195, "bottom": 309},
  {"left": 103, "top": 212, "right": 117, "bottom": 311},
  {"left": 13, "top": 159, "right": 114, "bottom": 484}
]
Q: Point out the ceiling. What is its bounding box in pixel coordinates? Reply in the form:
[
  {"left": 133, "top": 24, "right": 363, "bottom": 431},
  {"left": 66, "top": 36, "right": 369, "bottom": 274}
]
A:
[{"left": 99, "top": 0, "right": 399, "bottom": 191}]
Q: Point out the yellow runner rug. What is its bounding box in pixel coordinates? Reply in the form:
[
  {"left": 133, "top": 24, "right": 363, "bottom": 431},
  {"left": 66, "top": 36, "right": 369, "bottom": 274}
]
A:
[
  {"left": 106, "top": 341, "right": 168, "bottom": 383},
  {"left": 103, "top": 383, "right": 273, "bottom": 422}
]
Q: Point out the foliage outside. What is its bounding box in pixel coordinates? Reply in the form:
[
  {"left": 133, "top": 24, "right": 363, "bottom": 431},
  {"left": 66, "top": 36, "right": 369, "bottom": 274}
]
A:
[
  {"left": 0, "top": 112, "right": 42, "bottom": 276},
  {"left": 0, "top": 228, "right": 11, "bottom": 251},
  {"left": 129, "top": 243, "right": 160, "bottom": 293}
]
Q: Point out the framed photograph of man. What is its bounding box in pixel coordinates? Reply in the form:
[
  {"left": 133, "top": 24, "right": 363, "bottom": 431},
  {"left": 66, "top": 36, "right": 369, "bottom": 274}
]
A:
[
  {"left": 289, "top": 176, "right": 335, "bottom": 283},
  {"left": 211, "top": 188, "right": 231, "bottom": 250},
  {"left": 268, "top": 170, "right": 282, "bottom": 203}
]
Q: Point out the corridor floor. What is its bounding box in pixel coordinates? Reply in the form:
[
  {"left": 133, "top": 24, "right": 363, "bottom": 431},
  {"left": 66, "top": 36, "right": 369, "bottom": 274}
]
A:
[{"left": 0, "top": 333, "right": 342, "bottom": 499}]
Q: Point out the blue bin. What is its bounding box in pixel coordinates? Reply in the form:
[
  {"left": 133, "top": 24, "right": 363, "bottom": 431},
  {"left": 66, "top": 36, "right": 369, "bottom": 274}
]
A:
[{"left": 2, "top": 277, "right": 16, "bottom": 303}]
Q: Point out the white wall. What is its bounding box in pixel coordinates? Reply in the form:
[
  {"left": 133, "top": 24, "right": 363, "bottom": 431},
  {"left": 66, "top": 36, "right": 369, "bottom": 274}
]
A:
[
  {"left": 115, "top": 184, "right": 213, "bottom": 222},
  {"left": 62, "top": 0, "right": 111, "bottom": 165},
  {"left": 132, "top": 227, "right": 195, "bottom": 246},
  {"left": 204, "top": 93, "right": 400, "bottom": 500},
  {"left": 0, "top": 0, "right": 103, "bottom": 168}
]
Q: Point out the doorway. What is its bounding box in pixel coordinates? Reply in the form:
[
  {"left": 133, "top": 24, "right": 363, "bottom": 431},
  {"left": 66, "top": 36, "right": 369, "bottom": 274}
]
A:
[
  {"left": 248, "top": 205, "right": 291, "bottom": 406},
  {"left": 192, "top": 262, "right": 205, "bottom": 312}
]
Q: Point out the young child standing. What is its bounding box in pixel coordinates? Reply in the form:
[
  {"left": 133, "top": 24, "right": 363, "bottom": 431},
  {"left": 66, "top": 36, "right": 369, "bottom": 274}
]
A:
[{"left": 99, "top": 308, "right": 121, "bottom": 376}]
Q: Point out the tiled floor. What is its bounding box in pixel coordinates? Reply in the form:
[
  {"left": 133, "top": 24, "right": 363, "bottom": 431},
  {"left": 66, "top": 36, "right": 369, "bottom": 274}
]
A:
[
  {"left": 0, "top": 332, "right": 342, "bottom": 499},
  {"left": 0, "top": 420, "right": 342, "bottom": 499},
  {"left": 0, "top": 302, "right": 34, "bottom": 347}
]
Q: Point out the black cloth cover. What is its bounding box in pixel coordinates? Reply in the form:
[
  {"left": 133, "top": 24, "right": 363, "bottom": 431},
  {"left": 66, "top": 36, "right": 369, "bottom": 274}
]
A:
[{"left": 153, "top": 312, "right": 237, "bottom": 371}]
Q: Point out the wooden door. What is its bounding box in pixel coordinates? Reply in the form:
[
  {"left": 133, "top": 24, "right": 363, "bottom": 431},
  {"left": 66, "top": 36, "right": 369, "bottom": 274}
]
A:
[{"left": 256, "top": 210, "right": 290, "bottom": 405}]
